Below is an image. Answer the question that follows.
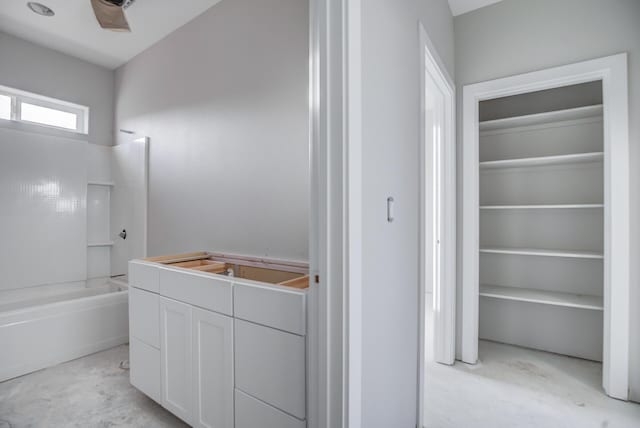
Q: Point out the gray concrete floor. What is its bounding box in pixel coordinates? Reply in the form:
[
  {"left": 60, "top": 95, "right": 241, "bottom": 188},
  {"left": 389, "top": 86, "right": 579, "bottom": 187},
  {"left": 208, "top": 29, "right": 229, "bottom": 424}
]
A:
[
  {"left": 424, "top": 340, "right": 640, "bottom": 428},
  {"left": 0, "top": 345, "right": 185, "bottom": 428},
  {"left": 2, "top": 334, "right": 639, "bottom": 427},
  {"left": 422, "top": 293, "right": 640, "bottom": 428}
]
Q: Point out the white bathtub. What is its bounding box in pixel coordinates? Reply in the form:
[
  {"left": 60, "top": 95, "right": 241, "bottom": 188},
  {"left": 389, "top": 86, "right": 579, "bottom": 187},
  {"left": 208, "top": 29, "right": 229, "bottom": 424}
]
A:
[{"left": 0, "top": 278, "right": 129, "bottom": 382}]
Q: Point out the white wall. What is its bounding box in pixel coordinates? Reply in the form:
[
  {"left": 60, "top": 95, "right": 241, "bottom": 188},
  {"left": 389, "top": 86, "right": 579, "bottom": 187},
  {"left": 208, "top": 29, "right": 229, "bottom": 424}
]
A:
[
  {"left": 115, "top": 0, "right": 309, "bottom": 261},
  {"left": 454, "top": 0, "right": 640, "bottom": 401},
  {"left": 359, "top": 0, "right": 454, "bottom": 426},
  {"left": 0, "top": 32, "right": 114, "bottom": 147}
]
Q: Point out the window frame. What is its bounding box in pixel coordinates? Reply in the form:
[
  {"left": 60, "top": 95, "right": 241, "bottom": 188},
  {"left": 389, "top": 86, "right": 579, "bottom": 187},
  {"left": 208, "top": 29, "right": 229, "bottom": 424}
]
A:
[{"left": 0, "top": 85, "right": 89, "bottom": 134}]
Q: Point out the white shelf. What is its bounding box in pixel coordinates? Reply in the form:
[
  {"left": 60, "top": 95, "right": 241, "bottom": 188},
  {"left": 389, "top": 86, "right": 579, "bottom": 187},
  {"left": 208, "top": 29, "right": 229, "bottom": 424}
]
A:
[
  {"left": 480, "top": 247, "right": 603, "bottom": 259},
  {"left": 480, "top": 152, "right": 603, "bottom": 170},
  {"left": 88, "top": 181, "right": 115, "bottom": 186},
  {"left": 480, "top": 284, "right": 603, "bottom": 311},
  {"left": 479, "top": 104, "right": 603, "bottom": 132},
  {"left": 480, "top": 204, "right": 604, "bottom": 210},
  {"left": 88, "top": 242, "right": 114, "bottom": 247}
]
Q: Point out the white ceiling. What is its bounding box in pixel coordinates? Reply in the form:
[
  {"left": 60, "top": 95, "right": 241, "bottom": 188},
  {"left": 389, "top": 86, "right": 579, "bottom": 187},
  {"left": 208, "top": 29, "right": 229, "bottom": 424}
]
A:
[
  {"left": 448, "top": 0, "right": 505, "bottom": 16},
  {"left": 0, "top": 0, "right": 223, "bottom": 69}
]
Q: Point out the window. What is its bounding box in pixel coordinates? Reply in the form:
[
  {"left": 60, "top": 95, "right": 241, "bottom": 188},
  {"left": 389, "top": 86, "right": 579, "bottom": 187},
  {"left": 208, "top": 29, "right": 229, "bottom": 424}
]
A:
[{"left": 0, "top": 85, "right": 88, "bottom": 134}]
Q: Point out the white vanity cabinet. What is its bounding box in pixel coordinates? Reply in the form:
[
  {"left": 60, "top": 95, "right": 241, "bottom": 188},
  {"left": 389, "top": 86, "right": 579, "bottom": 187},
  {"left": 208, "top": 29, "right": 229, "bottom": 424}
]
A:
[{"left": 129, "top": 253, "right": 309, "bottom": 428}]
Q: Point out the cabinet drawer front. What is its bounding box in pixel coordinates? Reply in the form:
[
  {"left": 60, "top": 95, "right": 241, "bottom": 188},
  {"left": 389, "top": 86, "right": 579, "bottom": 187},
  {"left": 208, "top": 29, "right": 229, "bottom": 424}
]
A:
[
  {"left": 130, "top": 338, "right": 161, "bottom": 404},
  {"left": 234, "top": 284, "right": 306, "bottom": 335},
  {"left": 129, "top": 287, "right": 159, "bottom": 348},
  {"left": 129, "top": 261, "right": 159, "bottom": 293},
  {"left": 235, "top": 390, "right": 305, "bottom": 428},
  {"left": 234, "top": 319, "right": 306, "bottom": 419},
  {"left": 160, "top": 268, "right": 232, "bottom": 316}
]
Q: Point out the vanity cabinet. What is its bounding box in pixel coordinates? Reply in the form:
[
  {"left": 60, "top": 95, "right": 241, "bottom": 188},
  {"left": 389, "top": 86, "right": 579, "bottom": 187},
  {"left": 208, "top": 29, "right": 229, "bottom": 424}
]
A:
[{"left": 129, "top": 253, "right": 309, "bottom": 428}]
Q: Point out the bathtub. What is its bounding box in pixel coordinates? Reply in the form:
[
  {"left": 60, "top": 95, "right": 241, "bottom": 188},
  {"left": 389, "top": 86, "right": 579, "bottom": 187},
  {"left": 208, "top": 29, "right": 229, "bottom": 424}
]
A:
[{"left": 0, "top": 278, "right": 129, "bottom": 382}]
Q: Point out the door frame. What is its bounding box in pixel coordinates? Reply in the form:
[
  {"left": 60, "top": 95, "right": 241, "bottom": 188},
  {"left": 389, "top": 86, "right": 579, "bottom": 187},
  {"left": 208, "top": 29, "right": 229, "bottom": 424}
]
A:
[
  {"left": 308, "top": 0, "right": 363, "bottom": 427},
  {"left": 460, "top": 53, "right": 630, "bottom": 400},
  {"left": 417, "top": 22, "right": 457, "bottom": 426}
]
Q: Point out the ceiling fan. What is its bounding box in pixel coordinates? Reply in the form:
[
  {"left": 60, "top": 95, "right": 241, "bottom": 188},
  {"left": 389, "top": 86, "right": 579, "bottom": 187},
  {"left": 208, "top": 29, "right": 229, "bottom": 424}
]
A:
[{"left": 90, "top": 0, "right": 136, "bottom": 32}]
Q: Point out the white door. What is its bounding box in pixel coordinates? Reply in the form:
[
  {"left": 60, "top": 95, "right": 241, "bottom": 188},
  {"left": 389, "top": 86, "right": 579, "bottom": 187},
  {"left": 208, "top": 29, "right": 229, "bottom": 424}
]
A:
[
  {"left": 160, "top": 296, "right": 193, "bottom": 424},
  {"left": 192, "top": 307, "right": 234, "bottom": 428}
]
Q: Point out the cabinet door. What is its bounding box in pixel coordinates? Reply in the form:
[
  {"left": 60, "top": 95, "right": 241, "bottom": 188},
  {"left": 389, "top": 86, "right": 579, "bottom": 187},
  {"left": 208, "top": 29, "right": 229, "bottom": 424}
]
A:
[
  {"left": 192, "top": 307, "right": 234, "bottom": 428},
  {"left": 160, "top": 297, "right": 193, "bottom": 424}
]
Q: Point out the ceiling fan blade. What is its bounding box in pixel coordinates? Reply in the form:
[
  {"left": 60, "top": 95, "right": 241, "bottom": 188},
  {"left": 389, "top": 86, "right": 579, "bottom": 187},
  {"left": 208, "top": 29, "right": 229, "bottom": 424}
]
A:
[{"left": 90, "top": 0, "right": 130, "bottom": 32}]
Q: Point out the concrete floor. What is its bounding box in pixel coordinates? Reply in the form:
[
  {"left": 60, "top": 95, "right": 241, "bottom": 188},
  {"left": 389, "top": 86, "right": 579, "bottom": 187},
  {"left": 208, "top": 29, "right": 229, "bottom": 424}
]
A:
[
  {"left": 0, "top": 345, "right": 185, "bottom": 428},
  {"left": 424, "top": 341, "right": 640, "bottom": 428},
  {"left": 2, "top": 333, "right": 639, "bottom": 427}
]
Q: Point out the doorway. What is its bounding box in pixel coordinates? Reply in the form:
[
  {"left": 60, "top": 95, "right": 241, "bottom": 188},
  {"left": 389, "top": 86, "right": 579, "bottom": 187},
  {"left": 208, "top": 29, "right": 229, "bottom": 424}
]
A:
[
  {"left": 460, "top": 54, "right": 631, "bottom": 400},
  {"left": 418, "top": 22, "right": 456, "bottom": 427}
]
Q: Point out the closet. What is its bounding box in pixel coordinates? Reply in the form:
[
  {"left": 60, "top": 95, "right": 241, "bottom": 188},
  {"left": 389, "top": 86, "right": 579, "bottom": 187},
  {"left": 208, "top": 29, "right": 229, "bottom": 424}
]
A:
[{"left": 477, "top": 82, "right": 604, "bottom": 361}]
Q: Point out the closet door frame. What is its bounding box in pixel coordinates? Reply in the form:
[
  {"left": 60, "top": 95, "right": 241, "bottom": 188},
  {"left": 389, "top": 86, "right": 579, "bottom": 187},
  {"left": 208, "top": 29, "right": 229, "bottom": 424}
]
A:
[{"left": 460, "top": 53, "right": 630, "bottom": 400}]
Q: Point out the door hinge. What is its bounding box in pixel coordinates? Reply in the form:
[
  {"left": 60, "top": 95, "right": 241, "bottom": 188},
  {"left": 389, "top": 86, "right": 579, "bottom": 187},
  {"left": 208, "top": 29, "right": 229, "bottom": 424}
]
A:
[{"left": 315, "top": 274, "right": 319, "bottom": 284}]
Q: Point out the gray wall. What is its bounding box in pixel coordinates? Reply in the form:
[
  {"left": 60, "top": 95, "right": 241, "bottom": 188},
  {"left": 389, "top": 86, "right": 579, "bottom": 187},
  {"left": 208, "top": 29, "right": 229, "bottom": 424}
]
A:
[
  {"left": 454, "top": 0, "right": 640, "bottom": 401},
  {"left": 360, "top": 0, "right": 454, "bottom": 426},
  {"left": 115, "top": 0, "right": 309, "bottom": 261},
  {"left": 0, "top": 32, "right": 114, "bottom": 147}
]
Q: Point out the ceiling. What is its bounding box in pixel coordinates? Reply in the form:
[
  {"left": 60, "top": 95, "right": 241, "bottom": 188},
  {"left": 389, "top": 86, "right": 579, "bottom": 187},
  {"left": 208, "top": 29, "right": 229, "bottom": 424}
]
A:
[
  {"left": 0, "top": 0, "right": 223, "bottom": 69},
  {"left": 447, "top": 0, "right": 505, "bottom": 16}
]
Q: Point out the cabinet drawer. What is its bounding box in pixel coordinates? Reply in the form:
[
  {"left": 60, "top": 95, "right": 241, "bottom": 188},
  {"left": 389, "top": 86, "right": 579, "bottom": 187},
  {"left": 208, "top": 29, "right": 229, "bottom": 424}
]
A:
[
  {"left": 234, "top": 284, "right": 306, "bottom": 335},
  {"left": 234, "top": 319, "right": 305, "bottom": 419},
  {"left": 130, "top": 338, "right": 161, "bottom": 404},
  {"left": 129, "top": 261, "right": 159, "bottom": 293},
  {"left": 159, "top": 268, "right": 232, "bottom": 316},
  {"left": 129, "top": 287, "right": 159, "bottom": 348},
  {"left": 235, "top": 390, "right": 305, "bottom": 428}
]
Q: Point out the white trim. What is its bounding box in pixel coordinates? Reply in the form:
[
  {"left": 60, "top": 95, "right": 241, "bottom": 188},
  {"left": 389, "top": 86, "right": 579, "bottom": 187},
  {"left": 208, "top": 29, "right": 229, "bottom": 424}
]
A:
[
  {"left": 309, "top": 0, "right": 360, "bottom": 426},
  {"left": 418, "top": 22, "right": 456, "bottom": 426},
  {"left": 345, "top": 1, "right": 363, "bottom": 427},
  {"left": 461, "top": 53, "right": 630, "bottom": 400},
  {"left": 133, "top": 136, "right": 150, "bottom": 258}
]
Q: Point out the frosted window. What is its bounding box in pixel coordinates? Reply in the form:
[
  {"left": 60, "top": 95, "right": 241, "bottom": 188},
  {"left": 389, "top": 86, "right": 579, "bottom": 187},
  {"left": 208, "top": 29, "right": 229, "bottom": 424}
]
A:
[
  {"left": 20, "top": 102, "right": 77, "bottom": 130},
  {"left": 0, "top": 95, "right": 10, "bottom": 120}
]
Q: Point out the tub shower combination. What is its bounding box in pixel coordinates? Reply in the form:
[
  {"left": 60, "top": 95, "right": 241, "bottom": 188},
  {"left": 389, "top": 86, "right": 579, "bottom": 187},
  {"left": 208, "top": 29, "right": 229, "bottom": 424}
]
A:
[{"left": 0, "top": 129, "right": 147, "bottom": 382}]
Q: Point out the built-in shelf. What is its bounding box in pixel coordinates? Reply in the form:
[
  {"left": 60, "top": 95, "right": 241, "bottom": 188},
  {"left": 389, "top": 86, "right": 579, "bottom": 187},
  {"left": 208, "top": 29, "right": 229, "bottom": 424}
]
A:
[
  {"left": 479, "top": 104, "right": 603, "bottom": 132},
  {"left": 480, "top": 284, "right": 603, "bottom": 311},
  {"left": 88, "top": 181, "right": 115, "bottom": 186},
  {"left": 480, "top": 247, "right": 603, "bottom": 259},
  {"left": 480, "top": 204, "right": 604, "bottom": 210},
  {"left": 480, "top": 152, "right": 603, "bottom": 170},
  {"left": 88, "top": 242, "right": 114, "bottom": 247}
]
